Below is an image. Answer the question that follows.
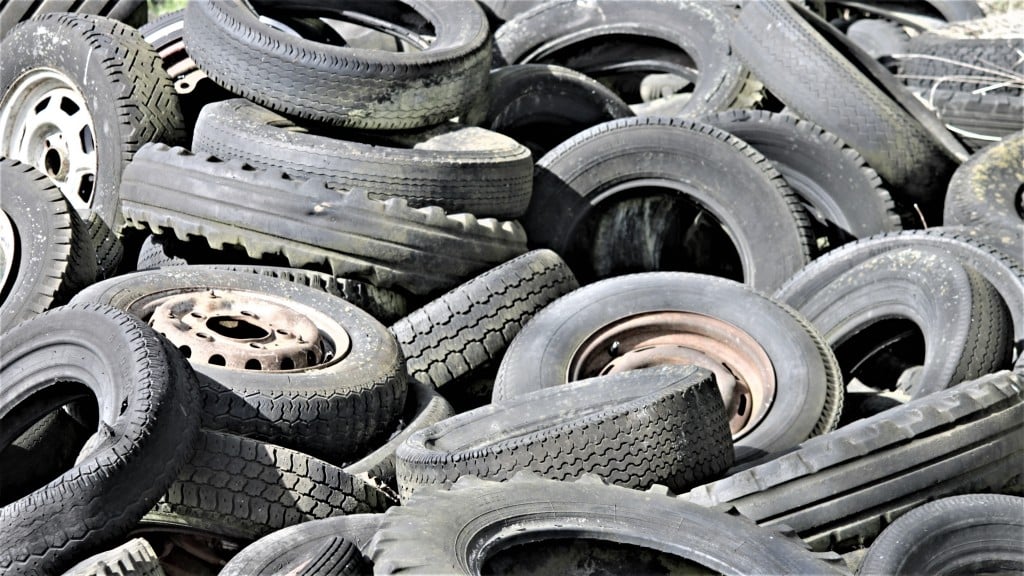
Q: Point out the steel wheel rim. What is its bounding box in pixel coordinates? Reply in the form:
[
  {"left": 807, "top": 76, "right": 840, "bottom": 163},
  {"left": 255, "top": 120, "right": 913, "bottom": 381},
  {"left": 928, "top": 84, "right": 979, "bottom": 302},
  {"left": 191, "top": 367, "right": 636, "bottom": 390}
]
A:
[
  {"left": 0, "top": 68, "right": 97, "bottom": 213},
  {"left": 0, "top": 209, "right": 17, "bottom": 297},
  {"left": 567, "top": 311, "right": 776, "bottom": 439}
]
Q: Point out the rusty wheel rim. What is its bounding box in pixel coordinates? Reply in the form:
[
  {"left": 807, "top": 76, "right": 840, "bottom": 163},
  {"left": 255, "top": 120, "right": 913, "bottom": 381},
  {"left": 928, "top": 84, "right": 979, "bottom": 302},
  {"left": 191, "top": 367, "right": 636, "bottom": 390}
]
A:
[
  {"left": 140, "top": 288, "right": 350, "bottom": 372},
  {"left": 567, "top": 311, "right": 776, "bottom": 439}
]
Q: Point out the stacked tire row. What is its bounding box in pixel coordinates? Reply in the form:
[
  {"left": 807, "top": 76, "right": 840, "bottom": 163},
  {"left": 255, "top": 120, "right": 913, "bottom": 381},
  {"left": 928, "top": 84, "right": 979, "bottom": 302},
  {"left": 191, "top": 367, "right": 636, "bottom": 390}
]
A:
[{"left": 0, "top": 0, "right": 1021, "bottom": 575}]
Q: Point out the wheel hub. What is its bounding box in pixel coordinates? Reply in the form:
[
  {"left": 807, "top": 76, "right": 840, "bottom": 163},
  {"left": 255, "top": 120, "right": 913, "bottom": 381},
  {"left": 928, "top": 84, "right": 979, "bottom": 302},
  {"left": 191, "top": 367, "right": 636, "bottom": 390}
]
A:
[
  {"left": 568, "top": 311, "right": 776, "bottom": 439},
  {"left": 150, "top": 289, "right": 347, "bottom": 371}
]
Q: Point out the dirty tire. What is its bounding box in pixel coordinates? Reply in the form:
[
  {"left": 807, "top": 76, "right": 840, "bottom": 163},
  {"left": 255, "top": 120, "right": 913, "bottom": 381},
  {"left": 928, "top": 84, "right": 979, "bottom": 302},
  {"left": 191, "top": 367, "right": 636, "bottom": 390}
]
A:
[
  {"left": 0, "top": 409, "right": 92, "bottom": 507},
  {"left": 845, "top": 19, "right": 910, "bottom": 60},
  {"left": 390, "top": 249, "right": 578, "bottom": 389},
  {"left": 900, "top": 21, "right": 1024, "bottom": 97},
  {"left": 0, "top": 159, "right": 95, "bottom": 329},
  {"left": 0, "top": 303, "right": 200, "bottom": 575},
  {"left": 119, "top": 144, "right": 528, "bottom": 295},
  {"left": 0, "top": 0, "right": 146, "bottom": 41},
  {"left": 221, "top": 514, "right": 384, "bottom": 576},
  {"left": 183, "top": 0, "right": 491, "bottom": 129},
  {"left": 684, "top": 371, "right": 1024, "bottom": 552},
  {"left": 344, "top": 378, "right": 455, "bottom": 489},
  {"left": 530, "top": 117, "right": 813, "bottom": 291},
  {"left": 775, "top": 227, "right": 1024, "bottom": 360},
  {"left": 136, "top": 234, "right": 189, "bottom": 270},
  {"left": 192, "top": 99, "right": 534, "bottom": 219},
  {"left": 702, "top": 109, "right": 900, "bottom": 250},
  {"left": 493, "top": 0, "right": 758, "bottom": 117},
  {"left": 467, "top": 64, "right": 634, "bottom": 160},
  {"left": 792, "top": 247, "right": 1013, "bottom": 397},
  {"left": 944, "top": 130, "right": 1023, "bottom": 233},
  {"left": 0, "top": 13, "right": 185, "bottom": 275},
  {"left": 367, "top": 474, "right": 846, "bottom": 574},
  {"left": 397, "top": 365, "right": 733, "bottom": 499},
  {"left": 63, "top": 538, "right": 165, "bottom": 576},
  {"left": 142, "top": 430, "right": 393, "bottom": 542},
  {"left": 70, "top": 266, "right": 407, "bottom": 465},
  {"left": 494, "top": 272, "right": 843, "bottom": 464},
  {"left": 731, "top": 0, "right": 965, "bottom": 212},
  {"left": 859, "top": 494, "right": 1024, "bottom": 576}
]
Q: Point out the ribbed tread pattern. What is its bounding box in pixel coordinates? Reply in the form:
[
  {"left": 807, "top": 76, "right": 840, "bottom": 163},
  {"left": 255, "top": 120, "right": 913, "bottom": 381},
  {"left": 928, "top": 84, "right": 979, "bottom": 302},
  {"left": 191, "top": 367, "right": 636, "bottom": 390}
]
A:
[
  {"left": 119, "top": 144, "right": 528, "bottom": 295},
  {"left": 390, "top": 249, "right": 579, "bottom": 388},
  {"left": 63, "top": 538, "right": 165, "bottom": 576}
]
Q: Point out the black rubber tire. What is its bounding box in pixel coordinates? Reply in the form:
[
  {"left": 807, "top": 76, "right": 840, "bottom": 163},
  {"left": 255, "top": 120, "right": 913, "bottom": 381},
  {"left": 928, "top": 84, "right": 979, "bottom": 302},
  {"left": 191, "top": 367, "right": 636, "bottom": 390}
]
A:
[
  {"left": 63, "top": 538, "right": 165, "bottom": 576},
  {"left": 70, "top": 266, "right": 407, "bottom": 465},
  {"left": 731, "top": 0, "right": 966, "bottom": 215},
  {"left": 945, "top": 130, "right": 1023, "bottom": 232},
  {"left": 135, "top": 233, "right": 188, "bottom": 270},
  {"left": 0, "top": 13, "right": 185, "bottom": 275},
  {"left": 141, "top": 430, "right": 393, "bottom": 542},
  {"left": 397, "top": 365, "right": 732, "bottom": 499},
  {"left": 466, "top": 64, "right": 634, "bottom": 160},
  {"left": 530, "top": 116, "right": 814, "bottom": 292},
  {"left": 859, "top": 494, "right": 1024, "bottom": 575},
  {"left": 367, "top": 474, "right": 847, "bottom": 574},
  {"left": 900, "top": 14, "right": 1024, "bottom": 97},
  {"left": 0, "top": 303, "right": 201, "bottom": 575},
  {"left": 774, "top": 227, "right": 1024, "bottom": 360},
  {"left": 0, "top": 0, "right": 146, "bottom": 39},
  {"left": 793, "top": 247, "right": 1014, "bottom": 398},
  {"left": 917, "top": 89, "right": 1024, "bottom": 151},
  {"left": 494, "top": 272, "right": 844, "bottom": 464},
  {"left": 701, "top": 109, "right": 901, "bottom": 251},
  {"left": 684, "top": 370, "right": 1024, "bottom": 552},
  {"left": 493, "top": 0, "right": 760, "bottom": 117},
  {"left": 476, "top": 0, "right": 538, "bottom": 27},
  {"left": 192, "top": 99, "right": 533, "bottom": 219},
  {"left": 344, "top": 378, "right": 455, "bottom": 489},
  {"left": 221, "top": 514, "right": 384, "bottom": 576},
  {"left": 845, "top": 18, "right": 910, "bottom": 60},
  {"left": 119, "top": 143, "right": 528, "bottom": 296},
  {"left": 1, "top": 159, "right": 95, "bottom": 330},
  {"left": 390, "top": 249, "right": 578, "bottom": 389},
  {"left": 183, "top": 0, "right": 491, "bottom": 129},
  {"left": 0, "top": 408, "right": 92, "bottom": 508}
]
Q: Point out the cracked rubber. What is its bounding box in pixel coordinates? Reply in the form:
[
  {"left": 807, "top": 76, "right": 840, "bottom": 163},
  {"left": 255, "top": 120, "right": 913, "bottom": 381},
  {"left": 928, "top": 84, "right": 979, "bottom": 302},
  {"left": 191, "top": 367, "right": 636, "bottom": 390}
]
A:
[
  {"left": 791, "top": 247, "right": 1013, "bottom": 398},
  {"left": 0, "top": 303, "right": 201, "bottom": 575},
  {"left": 63, "top": 538, "right": 165, "bottom": 576},
  {"left": 859, "top": 494, "right": 1024, "bottom": 575},
  {"left": 731, "top": 0, "right": 965, "bottom": 213},
  {"left": 945, "top": 130, "right": 1024, "bottom": 234},
  {"left": 683, "top": 370, "right": 1024, "bottom": 552},
  {"left": 702, "top": 109, "right": 900, "bottom": 251},
  {"left": 119, "top": 143, "right": 528, "bottom": 295},
  {"left": 183, "top": 0, "right": 491, "bottom": 129},
  {"left": 192, "top": 99, "right": 533, "bottom": 219},
  {"left": 390, "top": 249, "right": 578, "bottom": 389},
  {"left": 396, "top": 365, "right": 733, "bottom": 500},
  {"left": 1, "top": 13, "right": 185, "bottom": 276},
  {"left": 141, "top": 430, "right": 393, "bottom": 542},
  {"left": 367, "top": 474, "right": 847, "bottom": 575},
  {"left": 529, "top": 116, "right": 814, "bottom": 291},
  {"left": 494, "top": 272, "right": 844, "bottom": 464},
  {"left": 70, "top": 266, "right": 407, "bottom": 465},
  {"left": 0, "top": 159, "right": 96, "bottom": 330}
]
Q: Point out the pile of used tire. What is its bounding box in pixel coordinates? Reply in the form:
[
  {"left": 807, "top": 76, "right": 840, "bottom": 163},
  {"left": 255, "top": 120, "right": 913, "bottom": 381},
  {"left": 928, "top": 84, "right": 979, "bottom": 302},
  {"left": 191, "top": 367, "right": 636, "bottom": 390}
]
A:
[{"left": 1, "top": 0, "right": 1022, "bottom": 574}]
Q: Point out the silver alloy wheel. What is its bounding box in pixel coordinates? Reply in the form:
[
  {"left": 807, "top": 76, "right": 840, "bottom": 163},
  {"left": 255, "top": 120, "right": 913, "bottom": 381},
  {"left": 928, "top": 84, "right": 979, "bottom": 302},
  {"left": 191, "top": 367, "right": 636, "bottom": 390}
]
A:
[{"left": 0, "top": 68, "right": 97, "bottom": 212}]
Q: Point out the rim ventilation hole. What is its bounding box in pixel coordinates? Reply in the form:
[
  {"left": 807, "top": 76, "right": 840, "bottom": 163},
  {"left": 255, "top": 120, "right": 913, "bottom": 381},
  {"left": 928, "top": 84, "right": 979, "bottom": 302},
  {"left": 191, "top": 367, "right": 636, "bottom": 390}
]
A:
[
  {"left": 244, "top": 359, "right": 262, "bottom": 370},
  {"left": 281, "top": 358, "right": 295, "bottom": 370},
  {"left": 179, "top": 345, "right": 191, "bottom": 358},
  {"left": 209, "top": 354, "right": 226, "bottom": 366}
]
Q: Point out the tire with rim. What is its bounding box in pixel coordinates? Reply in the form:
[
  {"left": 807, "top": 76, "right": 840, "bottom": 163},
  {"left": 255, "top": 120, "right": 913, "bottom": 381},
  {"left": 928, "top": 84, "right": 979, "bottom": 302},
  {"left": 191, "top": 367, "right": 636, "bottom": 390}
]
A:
[
  {"left": 702, "top": 109, "right": 901, "bottom": 251},
  {"left": 790, "top": 247, "right": 1013, "bottom": 399},
  {"left": 191, "top": 99, "right": 533, "bottom": 219},
  {"left": 0, "top": 303, "right": 200, "bottom": 575},
  {"left": 530, "top": 116, "right": 813, "bottom": 292},
  {"left": 119, "top": 144, "right": 528, "bottom": 296},
  {"left": 493, "top": 0, "right": 761, "bottom": 117},
  {"left": 1, "top": 159, "right": 95, "bottom": 330},
  {"left": 0, "top": 13, "right": 185, "bottom": 275},
  {"left": 731, "top": 0, "right": 967, "bottom": 218},
  {"left": 684, "top": 370, "right": 1024, "bottom": 552},
  {"left": 859, "top": 494, "right": 1024, "bottom": 576},
  {"left": 366, "top": 474, "right": 847, "bottom": 575},
  {"left": 70, "top": 266, "right": 407, "bottom": 465},
  {"left": 396, "top": 365, "right": 733, "bottom": 499},
  {"left": 944, "top": 130, "right": 1023, "bottom": 233},
  {"left": 494, "top": 272, "right": 844, "bottom": 464},
  {"left": 183, "top": 0, "right": 491, "bottom": 129},
  {"left": 391, "top": 249, "right": 578, "bottom": 389},
  {"left": 141, "top": 430, "right": 393, "bottom": 542}
]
